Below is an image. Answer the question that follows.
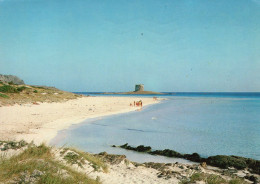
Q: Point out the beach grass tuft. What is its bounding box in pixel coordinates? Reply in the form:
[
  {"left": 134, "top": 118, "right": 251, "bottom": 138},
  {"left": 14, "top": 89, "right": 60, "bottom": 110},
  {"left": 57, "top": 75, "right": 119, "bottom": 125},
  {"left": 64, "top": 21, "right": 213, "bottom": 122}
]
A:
[
  {"left": 61, "top": 147, "right": 108, "bottom": 173},
  {"left": 0, "top": 143, "right": 100, "bottom": 184},
  {"left": 0, "top": 93, "right": 9, "bottom": 98},
  {"left": 180, "top": 172, "right": 248, "bottom": 184}
]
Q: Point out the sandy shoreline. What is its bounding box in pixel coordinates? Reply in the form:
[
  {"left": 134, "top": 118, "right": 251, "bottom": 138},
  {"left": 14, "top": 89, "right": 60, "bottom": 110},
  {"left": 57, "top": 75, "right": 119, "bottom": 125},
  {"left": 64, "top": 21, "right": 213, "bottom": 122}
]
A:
[
  {"left": 1, "top": 96, "right": 259, "bottom": 184},
  {"left": 0, "top": 96, "right": 160, "bottom": 144}
]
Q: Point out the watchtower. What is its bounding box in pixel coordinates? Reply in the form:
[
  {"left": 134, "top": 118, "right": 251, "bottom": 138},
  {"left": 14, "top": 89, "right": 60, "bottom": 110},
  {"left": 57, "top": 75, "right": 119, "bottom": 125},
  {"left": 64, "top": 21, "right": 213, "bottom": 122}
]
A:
[{"left": 135, "top": 84, "right": 144, "bottom": 92}]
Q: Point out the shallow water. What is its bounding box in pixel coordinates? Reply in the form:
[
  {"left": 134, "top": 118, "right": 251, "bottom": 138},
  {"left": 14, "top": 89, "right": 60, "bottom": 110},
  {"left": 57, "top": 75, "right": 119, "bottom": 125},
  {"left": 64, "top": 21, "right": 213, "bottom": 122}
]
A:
[{"left": 51, "top": 94, "right": 260, "bottom": 162}]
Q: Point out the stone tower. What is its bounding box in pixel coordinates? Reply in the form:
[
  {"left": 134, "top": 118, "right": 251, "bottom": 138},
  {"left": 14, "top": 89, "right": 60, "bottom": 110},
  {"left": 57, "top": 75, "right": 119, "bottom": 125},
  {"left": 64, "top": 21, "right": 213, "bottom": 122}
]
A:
[{"left": 135, "top": 84, "right": 144, "bottom": 92}]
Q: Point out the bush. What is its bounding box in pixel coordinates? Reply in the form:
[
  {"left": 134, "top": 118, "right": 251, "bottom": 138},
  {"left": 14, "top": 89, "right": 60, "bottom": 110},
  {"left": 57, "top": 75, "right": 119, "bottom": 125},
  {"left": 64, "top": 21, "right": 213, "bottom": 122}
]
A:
[
  {"left": 33, "top": 90, "right": 38, "bottom": 93},
  {"left": 0, "top": 93, "right": 9, "bottom": 98},
  {"left": 207, "top": 155, "right": 247, "bottom": 170},
  {"left": 0, "top": 85, "right": 18, "bottom": 93},
  {"left": 17, "top": 86, "right": 27, "bottom": 92}
]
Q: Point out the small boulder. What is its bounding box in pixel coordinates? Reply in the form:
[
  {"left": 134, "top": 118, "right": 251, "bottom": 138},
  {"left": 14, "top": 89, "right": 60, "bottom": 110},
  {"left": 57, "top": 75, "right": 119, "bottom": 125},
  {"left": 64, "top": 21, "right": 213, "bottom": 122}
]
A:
[{"left": 200, "top": 162, "right": 207, "bottom": 168}]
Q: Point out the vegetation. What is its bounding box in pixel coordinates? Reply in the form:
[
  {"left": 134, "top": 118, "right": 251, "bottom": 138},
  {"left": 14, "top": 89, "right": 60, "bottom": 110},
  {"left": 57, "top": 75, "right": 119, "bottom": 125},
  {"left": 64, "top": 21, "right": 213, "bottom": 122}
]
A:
[
  {"left": 0, "top": 85, "right": 18, "bottom": 93},
  {"left": 17, "top": 86, "right": 27, "bottom": 92},
  {"left": 60, "top": 148, "right": 108, "bottom": 172},
  {"left": 0, "top": 140, "right": 28, "bottom": 151},
  {"left": 0, "top": 93, "right": 9, "bottom": 98},
  {"left": 180, "top": 172, "right": 248, "bottom": 184},
  {"left": 31, "top": 86, "right": 46, "bottom": 89},
  {"left": 0, "top": 143, "right": 100, "bottom": 184},
  {"left": 0, "top": 83, "right": 80, "bottom": 106}
]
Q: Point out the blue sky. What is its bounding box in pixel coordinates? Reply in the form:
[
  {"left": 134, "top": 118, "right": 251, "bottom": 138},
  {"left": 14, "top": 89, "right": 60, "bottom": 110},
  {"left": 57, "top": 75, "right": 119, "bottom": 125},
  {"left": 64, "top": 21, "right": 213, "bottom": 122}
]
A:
[{"left": 0, "top": 0, "right": 259, "bottom": 92}]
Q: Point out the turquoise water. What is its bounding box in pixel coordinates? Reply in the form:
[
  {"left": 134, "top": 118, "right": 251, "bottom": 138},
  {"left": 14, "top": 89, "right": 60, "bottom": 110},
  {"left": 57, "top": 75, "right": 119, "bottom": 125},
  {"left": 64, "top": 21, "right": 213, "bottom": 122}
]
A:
[{"left": 51, "top": 94, "right": 260, "bottom": 162}]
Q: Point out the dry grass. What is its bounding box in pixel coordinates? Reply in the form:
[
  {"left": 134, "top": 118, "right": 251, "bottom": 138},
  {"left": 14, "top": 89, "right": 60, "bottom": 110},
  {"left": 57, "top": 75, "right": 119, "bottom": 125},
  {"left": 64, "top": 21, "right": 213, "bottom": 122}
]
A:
[
  {"left": 0, "top": 143, "right": 100, "bottom": 184},
  {"left": 0, "top": 83, "right": 81, "bottom": 106},
  {"left": 60, "top": 148, "right": 108, "bottom": 173},
  {"left": 180, "top": 172, "right": 248, "bottom": 184}
]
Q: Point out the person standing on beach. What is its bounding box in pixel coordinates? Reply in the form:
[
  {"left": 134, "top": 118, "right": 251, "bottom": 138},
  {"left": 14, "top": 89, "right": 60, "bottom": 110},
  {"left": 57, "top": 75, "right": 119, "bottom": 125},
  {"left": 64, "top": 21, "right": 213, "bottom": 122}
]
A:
[{"left": 134, "top": 101, "right": 136, "bottom": 106}]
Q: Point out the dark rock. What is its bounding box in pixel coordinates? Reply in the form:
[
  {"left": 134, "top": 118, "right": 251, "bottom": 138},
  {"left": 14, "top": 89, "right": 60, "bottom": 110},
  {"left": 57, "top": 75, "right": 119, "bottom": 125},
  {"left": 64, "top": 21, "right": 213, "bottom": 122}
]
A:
[
  {"left": 120, "top": 143, "right": 151, "bottom": 152},
  {"left": 245, "top": 175, "right": 258, "bottom": 184},
  {"left": 98, "top": 152, "right": 108, "bottom": 156},
  {"left": 117, "top": 143, "right": 260, "bottom": 174},
  {"left": 184, "top": 153, "right": 201, "bottom": 162},
  {"left": 165, "top": 163, "right": 172, "bottom": 166},
  {"left": 136, "top": 145, "right": 151, "bottom": 152},
  {"left": 157, "top": 174, "right": 163, "bottom": 178},
  {"left": 151, "top": 149, "right": 183, "bottom": 158}
]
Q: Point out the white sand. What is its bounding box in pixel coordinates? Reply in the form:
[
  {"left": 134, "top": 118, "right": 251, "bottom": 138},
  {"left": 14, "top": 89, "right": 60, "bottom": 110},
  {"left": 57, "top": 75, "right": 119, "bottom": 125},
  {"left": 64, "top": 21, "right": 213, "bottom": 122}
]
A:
[
  {"left": 1, "top": 97, "right": 252, "bottom": 184},
  {"left": 0, "top": 96, "right": 160, "bottom": 144},
  {"left": 1, "top": 96, "right": 183, "bottom": 184}
]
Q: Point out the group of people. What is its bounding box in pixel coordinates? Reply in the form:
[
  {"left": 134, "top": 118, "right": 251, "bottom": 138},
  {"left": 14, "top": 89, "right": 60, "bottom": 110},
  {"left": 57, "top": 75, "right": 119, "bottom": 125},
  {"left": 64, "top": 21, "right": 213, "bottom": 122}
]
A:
[{"left": 130, "top": 100, "right": 143, "bottom": 107}]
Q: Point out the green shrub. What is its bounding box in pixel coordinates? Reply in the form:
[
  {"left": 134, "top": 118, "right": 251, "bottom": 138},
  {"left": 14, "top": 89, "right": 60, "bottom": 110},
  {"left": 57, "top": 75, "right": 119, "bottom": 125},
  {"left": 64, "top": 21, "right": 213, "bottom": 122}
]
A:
[
  {"left": 190, "top": 173, "right": 204, "bottom": 181},
  {"left": 0, "top": 93, "right": 9, "bottom": 98},
  {"left": 207, "top": 174, "right": 226, "bottom": 184},
  {"left": 207, "top": 155, "right": 247, "bottom": 170},
  {"left": 61, "top": 148, "right": 108, "bottom": 172},
  {"left": 229, "top": 178, "right": 247, "bottom": 184},
  {"left": 17, "top": 86, "right": 27, "bottom": 92},
  {"left": 63, "top": 151, "right": 85, "bottom": 168},
  {"left": 33, "top": 90, "right": 38, "bottom": 93},
  {"left": 32, "top": 86, "right": 45, "bottom": 89},
  {"left": 0, "top": 85, "right": 18, "bottom": 93},
  {"left": 8, "top": 81, "right": 14, "bottom": 85},
  {"left": 181, "top": 173, "right": 239, "bottom": 184}
]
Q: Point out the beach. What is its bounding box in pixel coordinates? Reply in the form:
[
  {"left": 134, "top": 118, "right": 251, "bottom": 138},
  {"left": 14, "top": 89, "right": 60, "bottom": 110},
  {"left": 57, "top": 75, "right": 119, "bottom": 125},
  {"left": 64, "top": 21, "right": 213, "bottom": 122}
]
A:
[
  {"left": 1, "top": 95, "right": 259, "bottom": 183},
  {"left": 0, "top": 96, "right": 159, "bottom": 144}
]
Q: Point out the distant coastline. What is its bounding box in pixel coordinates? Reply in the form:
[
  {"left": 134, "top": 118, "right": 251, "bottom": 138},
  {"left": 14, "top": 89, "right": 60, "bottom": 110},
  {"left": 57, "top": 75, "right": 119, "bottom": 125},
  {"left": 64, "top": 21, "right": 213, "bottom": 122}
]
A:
[{"left": 74, "top": 92, "right": 260, "bottom": 97}]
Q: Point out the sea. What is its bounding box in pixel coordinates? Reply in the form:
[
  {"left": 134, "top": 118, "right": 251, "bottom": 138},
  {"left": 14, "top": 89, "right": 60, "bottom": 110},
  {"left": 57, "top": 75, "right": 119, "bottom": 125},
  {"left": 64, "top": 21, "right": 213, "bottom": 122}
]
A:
[{"left": 50, "top": 92, "right": 260, "bottom": 163}]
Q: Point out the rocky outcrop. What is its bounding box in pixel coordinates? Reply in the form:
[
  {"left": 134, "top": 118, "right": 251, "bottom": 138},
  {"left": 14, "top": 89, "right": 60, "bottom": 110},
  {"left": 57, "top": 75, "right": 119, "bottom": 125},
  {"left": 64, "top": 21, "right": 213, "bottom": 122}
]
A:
[
  {"left": 117, "top": 143, "right": 260, "bottom": 175},
  {"left": 0, "top": 74, "right": 25, "bottom": 85}
]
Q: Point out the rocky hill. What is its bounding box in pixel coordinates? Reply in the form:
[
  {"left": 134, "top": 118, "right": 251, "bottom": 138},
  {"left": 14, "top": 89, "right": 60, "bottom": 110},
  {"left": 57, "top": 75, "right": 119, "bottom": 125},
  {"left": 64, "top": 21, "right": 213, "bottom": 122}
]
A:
[{"left": 0, "top": 74, "right": 25, "bottom": 85}]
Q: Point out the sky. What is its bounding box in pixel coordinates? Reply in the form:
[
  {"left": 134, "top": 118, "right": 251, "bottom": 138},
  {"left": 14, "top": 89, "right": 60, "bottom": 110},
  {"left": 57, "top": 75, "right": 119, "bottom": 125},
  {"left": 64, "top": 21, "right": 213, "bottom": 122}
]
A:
[{"left": 0, "top": 0, "right": 259, "bottom": 92}]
